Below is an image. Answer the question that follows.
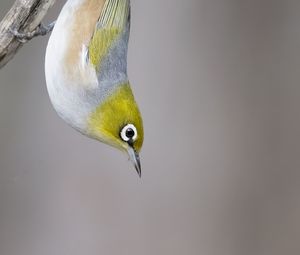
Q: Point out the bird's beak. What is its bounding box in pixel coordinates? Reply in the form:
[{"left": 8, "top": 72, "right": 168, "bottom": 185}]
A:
[{"left": 127, "top": 146, "right": 141, "bottom": 177}]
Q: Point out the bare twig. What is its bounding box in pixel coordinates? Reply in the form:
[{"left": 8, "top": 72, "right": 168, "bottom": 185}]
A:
[{"left": 0, "top": 0, "right": 56, "bottom": 69}]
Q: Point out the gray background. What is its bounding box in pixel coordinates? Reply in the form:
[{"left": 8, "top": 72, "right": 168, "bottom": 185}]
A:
[{"left": 0, "top": 0, "right": 300, "bottom": 254}]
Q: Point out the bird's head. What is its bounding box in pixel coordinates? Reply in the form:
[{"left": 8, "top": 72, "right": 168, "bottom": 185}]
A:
[{"left": 87, "top": 82, "right": 144, "bottom": 176}]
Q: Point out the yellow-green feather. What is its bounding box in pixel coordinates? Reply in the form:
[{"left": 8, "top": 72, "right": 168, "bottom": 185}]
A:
[
  {"left": 87, "top": 83, "right": 144, "bottom": 152},
  {"left": 89, "top": 28, "right": 120, "bottom": 69},
  {"left": 88, "top": 0, "right": 129, "bottom": 69}
]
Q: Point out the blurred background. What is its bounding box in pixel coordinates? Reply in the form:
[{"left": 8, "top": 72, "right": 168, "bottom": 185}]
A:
[{"left": 0, "top": 0, "right": 300, "bottom": 254}]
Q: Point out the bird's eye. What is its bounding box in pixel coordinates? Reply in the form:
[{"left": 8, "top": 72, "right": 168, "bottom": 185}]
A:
[{"left": 120, "top": 124, "right": 138, "bottom": 142}]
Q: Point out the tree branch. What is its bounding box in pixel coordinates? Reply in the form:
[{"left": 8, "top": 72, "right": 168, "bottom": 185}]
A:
[{"left": 0, "top": 0, "right": 56, "bottom": 69}]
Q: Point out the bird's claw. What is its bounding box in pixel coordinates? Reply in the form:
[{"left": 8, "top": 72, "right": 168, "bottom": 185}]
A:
[
  {"left": 9, "top": 28, "right": 29, "bottom": 43},
  {"left": 10, "top": 21, "right": 56, "bottom": 43}
]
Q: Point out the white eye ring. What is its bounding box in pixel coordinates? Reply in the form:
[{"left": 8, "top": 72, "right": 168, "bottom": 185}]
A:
[{"left": 120, "top": 124, "right": 138, "bottom": 142}]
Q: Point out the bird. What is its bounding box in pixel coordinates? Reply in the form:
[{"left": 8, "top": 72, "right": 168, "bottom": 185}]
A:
[{"left": 45, "top": 0, "right": 144, "bottom": 176}]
